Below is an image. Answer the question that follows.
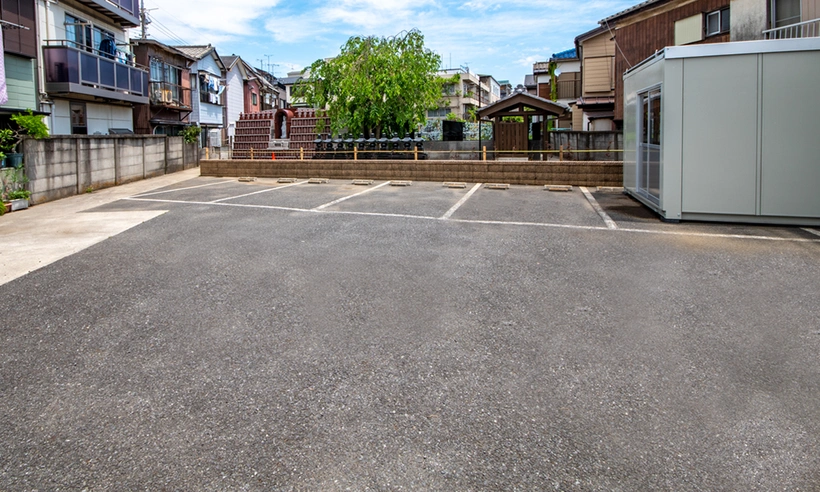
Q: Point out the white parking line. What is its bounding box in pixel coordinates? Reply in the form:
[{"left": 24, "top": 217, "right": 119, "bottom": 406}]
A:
[
  {"left": 440, "top": 183, "right": 483, "bottom": 220},
  {"left": 580, "top": 186, "right": 618, "bottom": 230},
  {"left": 803, "top": 228, "right": 820, "bottom": 238},
  {"left": 312, "top": 181, "right": 391, "bottom": 210},
  {"left": 132, "top": 179, "right": 234, "bottom": 197},
  {"left": 211, "top": 180, "right": 307, "bottom": 203},
  {"left": 124, "top": 194, "right": 820, "bottom": 244}
]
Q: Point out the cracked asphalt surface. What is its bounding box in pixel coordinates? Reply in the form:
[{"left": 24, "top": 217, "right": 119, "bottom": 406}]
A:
[{"left": 1, "top": 175, "right": 819, "bottom": 490}]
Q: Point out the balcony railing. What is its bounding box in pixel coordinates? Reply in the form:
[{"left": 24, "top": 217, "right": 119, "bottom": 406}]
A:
[
  {"left": 74, "top": 0, "right": 140, "bottom": 27},
  {"left": 149, "top": 81, "right": 191, "bottom": 109},
  {"left": 763, "top": 18, "right": 820, "bottom": 39},
  {"left": 543, "top": 79, "right": 582, "bottom": 101},
  {"left": 43, "top": 40, "right": 148, "bottom": 104},
  {"left": 533, "top": 61, "right": 550, "bottom": 73}
]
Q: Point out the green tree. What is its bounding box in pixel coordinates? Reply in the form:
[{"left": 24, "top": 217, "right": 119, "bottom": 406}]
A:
[{"left": 296, "top": 29, "right": 442, "bottom": 138}]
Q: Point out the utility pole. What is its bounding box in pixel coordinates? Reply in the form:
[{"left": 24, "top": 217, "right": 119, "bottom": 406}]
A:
[{"left": 139, "top": 0, "right": 152, "bottom": 39}]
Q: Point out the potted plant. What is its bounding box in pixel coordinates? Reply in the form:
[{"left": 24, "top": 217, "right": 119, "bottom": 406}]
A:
[
  {"left": 0, "top": 110, "right": 49, "bottom": 168},
  {"left": 2, "top": 165, "right": 30, "bottom": 211},
  {"left": 0, "top": 131, "right": 12, "bottom": 168}
]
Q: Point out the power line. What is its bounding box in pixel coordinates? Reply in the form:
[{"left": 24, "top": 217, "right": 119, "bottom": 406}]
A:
[
  {"left": 149, "top": 17, "right": 189, "bottom": 45},
  {"left": 145, "top": 0, "right": 208, "bottom": 44}
]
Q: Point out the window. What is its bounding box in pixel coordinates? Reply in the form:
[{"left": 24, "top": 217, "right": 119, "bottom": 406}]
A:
[
  {"left": 150, "top": 58, "right": 183, "bottom": 104},
  {"left": 65, "top": 14, "right": 115, "bottom": 57},
  {"left": 772, "top": 0, "right": 801, "bottom": 28},
  {"left": 199, "top": 72, "right": 223, "bottom": 105},
  {"left": 706, "top": 8, "right": 730, "bottom": 36},
  {"left": 252, "top": 92, "right": 258, "bottom": 106},
  {"left": 427, "top": 107, "right": 451, "bottom": 118},
  {"left": 70, "top": 102, "right": 87, "bottom": 135}
]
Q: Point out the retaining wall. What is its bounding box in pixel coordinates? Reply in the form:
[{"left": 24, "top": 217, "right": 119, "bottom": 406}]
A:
[
  {"left": 24, "top": 136, "right": 200, "bottom": 204},
  {"left": 201, "top": 159, "right": 623, "bottom": 187},
  {"left": 546, "top": 132, "right": 622, "bottom": 161}
]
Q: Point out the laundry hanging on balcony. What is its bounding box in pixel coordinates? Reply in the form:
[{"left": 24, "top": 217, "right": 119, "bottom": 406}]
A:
[
  {"left": 0, "top": 30, "right": 7, "bottom": 105},
  {"left": 199, "top": 72, "right": 223, "bottom": 105}
]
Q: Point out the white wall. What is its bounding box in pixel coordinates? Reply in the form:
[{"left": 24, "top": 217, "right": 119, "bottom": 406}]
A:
[
  {"left": 730, "top": 0, "right": 768, "bottom": 41},
  {"left": 52, "top": 100, "right": 72, "bottom": 135},
  {"left": 50, "top": 99, "right": 133, "bottom": 135},
  {"left": 87, "top": 104, "right": 133, "bottom": 134},
  {"left": 225, "top": 64, "right": 244, "bottom": 137},
  {"left": 190, "top": 53, "right": 224, "bottom": 127},
  {"left": 47, "top": 98, "right": 135, "bottom": 135}
]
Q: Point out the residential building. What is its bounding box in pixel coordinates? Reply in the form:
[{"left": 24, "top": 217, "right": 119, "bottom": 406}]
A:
[
  {"left": 601, "top": 0, "right": 819, "bottom": 124},
  {"left": 497, "top": 80, "right": 513, "bottom": 99},
  {"left": 600, "top": 0, "right": 734, "bottom": 125},
  {"left": 532, "top": 49, "right": 581, "bottom": 129},
  {"left": 173, "top": 44, "right": 226, "bottom": 147},
  {"left": 245, "top": 65, "right": 281, "bottom": 112},
  {"left": 429, "top": 68, "right": 499, "bottom": 121},
  {"left": 37, "top": 0, "right": 148, "bottom": 134},
  {"left": 279, "top": 70, "right": 308, "bottom": 108},
  {"left": 574, "top": 26, "right": 617, "bottom": 131},
  {"left": 478, "top": 75, "right": 502, "bottom": 107},
  {"left": 221, "top": 55, "right": 246, "bottom": 143},
  {"left": 734, "top": 0, "right": 819, "bottom": 40},
  {"left": 219, "top": 56, "right": 282, "bottom": 143},
  {"left": 130, "top": 39, "right": 194, "bottom": 135},
  {"left": 0, "top": 0, "right": 39, "bottom": 124}
]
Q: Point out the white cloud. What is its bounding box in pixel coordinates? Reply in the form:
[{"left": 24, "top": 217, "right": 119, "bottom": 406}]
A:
[{"left": 140, "top": 0, "right": 637, "bottom": 85}]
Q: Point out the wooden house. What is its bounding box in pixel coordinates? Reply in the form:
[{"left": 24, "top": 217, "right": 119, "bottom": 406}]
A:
[
  {"left": 131, "top": 39, "right": 195, "bottom": 135},
  {"left": 602, "top": 0, "right": 733, "bottom": 125},
  {"left": 573, "top": 26, "right": 616, "bottom": 131}
]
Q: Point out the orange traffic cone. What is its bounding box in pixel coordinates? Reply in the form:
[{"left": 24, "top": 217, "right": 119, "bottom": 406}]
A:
[{"left": 271, "top": 152, "right": 276, "bottom": 160}]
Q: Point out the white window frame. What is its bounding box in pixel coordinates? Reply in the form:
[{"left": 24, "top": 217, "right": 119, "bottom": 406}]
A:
[{"left": 705, "top": 8, "right": 730, "bottom": 37}]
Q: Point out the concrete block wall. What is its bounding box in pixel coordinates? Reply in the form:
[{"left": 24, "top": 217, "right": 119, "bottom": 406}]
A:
[
  {"left": 200, "top": 159, "right": 623, "bottom": 187},
  {"left": 24, "top": 136, "right": 199, "bottom": 204},
  {"left": 166, "top": 138, "right": 185, "bottom": 173},
  {"left": 546, "top": 131, "right": 623, "bottom": 161}
]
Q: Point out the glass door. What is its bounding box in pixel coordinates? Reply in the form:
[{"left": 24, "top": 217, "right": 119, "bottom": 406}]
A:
[{"left": 637, "top": 87, "right": 661, "bottom": 204}]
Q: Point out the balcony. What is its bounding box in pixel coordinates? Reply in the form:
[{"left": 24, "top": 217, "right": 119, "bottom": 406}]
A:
[
  {"left": 43, "top": 40, "right": 148, "bottom": 104},
  {"left": 543, "top": 79, "right": 582, "bottom": 101},
  {"left": 764, "top": 18, "right": 820, "bottom": 39},
  {"left": 74, "top": 0, "right": 140, "bottom": 27},
  {"left": 149, "top": 81, "right": 191, "bottom": 109},
  {"left": 533, "top": 61, "right": 550, "bottom": 74}
]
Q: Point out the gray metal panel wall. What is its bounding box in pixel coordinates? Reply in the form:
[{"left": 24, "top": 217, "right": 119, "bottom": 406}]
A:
[
  {"left": 680, "top": 55, "right": 759, "bottom": 216},
  {"left": 760, "top": 50, "right": 820, "bottom": 218}
]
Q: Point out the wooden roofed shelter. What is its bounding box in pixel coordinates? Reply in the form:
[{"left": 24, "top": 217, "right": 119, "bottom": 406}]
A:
[{"left": 477, "top": 86, "right": 569, "bottom": 160}]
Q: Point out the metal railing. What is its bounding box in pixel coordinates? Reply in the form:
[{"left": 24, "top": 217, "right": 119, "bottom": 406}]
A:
[
  {"left": 43, "top": 40, "right": 148, "bottom": 99},
  {"left": 149, "top": 81, "right": 191, "bottom": 109},
  {"left": 763, "top": 18, "right": 820, "bottom": 39}
]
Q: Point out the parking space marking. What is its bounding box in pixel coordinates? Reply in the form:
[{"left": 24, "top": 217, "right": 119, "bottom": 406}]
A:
[
  {"left": 803, "top": 228, "right": 820, "bottom": 238},
  {"left": 125, "top": 197, "right": 310, "bottom": 213},
  {"left": 312, "top": 181, "right": 392, "bottom": 211},
  {"left": 123, "top": 195, "right": 820, "bottom": 244},
  {"left": 440, "top": 183, "right": 483, "bottom": 220},
  {"left": 620, "top": 226, "right": 820, "bottom": 243},
  {"left": 580, "top": 186, "right": 619, "bottom": 230},
  {"left": 132, "top": 180, "right": 234, "bottom": 197},
  {"left": 210, "top": 180, "right": 308, "bottom": 203}
]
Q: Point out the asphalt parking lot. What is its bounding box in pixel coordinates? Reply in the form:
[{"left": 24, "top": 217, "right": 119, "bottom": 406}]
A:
[{"left": 1, "top": 175, "right": 819, "bottom": 490}]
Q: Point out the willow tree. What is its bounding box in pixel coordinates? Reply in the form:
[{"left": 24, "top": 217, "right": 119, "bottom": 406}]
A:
[{"left": 296, "top": 29, "right": 442, "bottom": 138}]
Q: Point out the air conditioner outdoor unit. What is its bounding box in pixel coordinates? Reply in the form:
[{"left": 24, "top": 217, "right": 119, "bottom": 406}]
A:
[{"left": 162, "top": 91, "right": 173, "bottom": 104}]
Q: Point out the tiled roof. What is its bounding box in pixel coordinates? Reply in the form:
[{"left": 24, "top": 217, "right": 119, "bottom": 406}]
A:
[
  {"left": 173, "top": 45, "right": 214, "bottom": 60},
  {"left": 601, "top": 0, "right": 666, "bottom": 24}
]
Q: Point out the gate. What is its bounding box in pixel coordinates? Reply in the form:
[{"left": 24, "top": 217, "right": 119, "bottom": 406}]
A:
[{"left": 495, "top": 121, "right": 528, "bottom": 158}]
